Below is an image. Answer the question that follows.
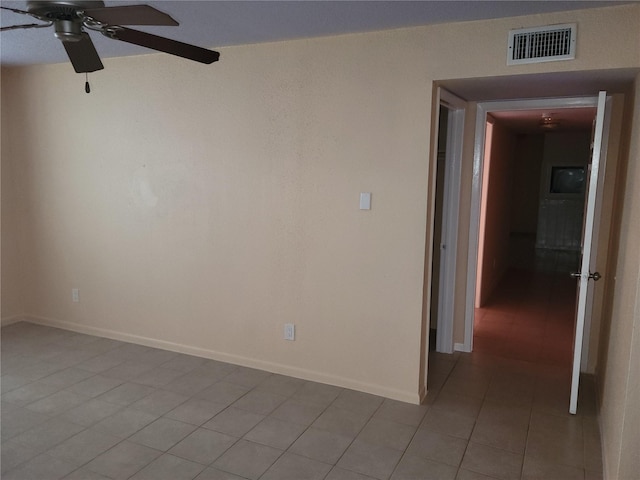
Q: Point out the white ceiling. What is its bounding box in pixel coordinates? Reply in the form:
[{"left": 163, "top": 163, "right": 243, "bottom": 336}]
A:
[{"left": 0, "top": 1, "right": 629, "bottom": 67}]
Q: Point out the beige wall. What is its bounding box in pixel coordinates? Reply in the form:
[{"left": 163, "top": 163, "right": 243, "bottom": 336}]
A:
[
  {"left": 1, "top": 32, "right": 432, "bottom": 402},
  {"left": 536, "top": 132, "right": 591, "bottom": 251},
  {"left": 2, "top": 4, "right": 640, "bottom": 417},
  {"left": 510, "top": 134, "right": 544, "bottom": 235},
  {"left": 1, "top": 71, "right": 26, "bottom": 323},
  {"left": 597, "top": 73, "right": 640, "bottom": 480},
  {"left": 586, "top": 93, "right": 626, "bottom": 374},
  {"left": 476, "top": 121, "right": 515, "bottom": 306}
]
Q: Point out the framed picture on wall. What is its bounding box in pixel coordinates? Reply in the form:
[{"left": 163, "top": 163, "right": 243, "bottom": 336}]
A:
[{"left": 549, "top": 166, "right": 586, "bottom": 194}]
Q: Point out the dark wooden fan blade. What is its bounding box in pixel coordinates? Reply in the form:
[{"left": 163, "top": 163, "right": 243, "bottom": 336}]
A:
[
  {"left": 107, "top": 28, "right": 219, "bottom": 64},
  {"left": 0, "top": 5, "right": 31, "bottom": 15},
  {"left": 0, "top": 5, "right": 29, "bottom": 15},
  {"left": 1, "top": 23, "right": 49, "bottom": 31},
  {"left": 1, "top": 5, "right": 50, "bottom": 22},
  {"left": 0, "top": 5, "right": 52, "bottom": 28},
  {"left": 84, "top": 5, "right": 178, "bottom": 26},
  {"left": 63, "top": 33, "right": 104, "bottom": 73}
]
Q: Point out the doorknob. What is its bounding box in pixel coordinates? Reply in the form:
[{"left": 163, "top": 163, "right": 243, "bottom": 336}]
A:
[{"left": 570, "top": 271, "right": 602, "bottom": 281}]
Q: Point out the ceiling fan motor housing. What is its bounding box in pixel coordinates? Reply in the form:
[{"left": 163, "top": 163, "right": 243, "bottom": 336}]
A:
[
  {"left": 27, "top": 0, "right": 105, "bottom": 16},
  {"left": 27, "top": 0, "right": 105, "bottom": 41},
  {"left": 54, "top": 19, "right": 82, "bottom": 41}
]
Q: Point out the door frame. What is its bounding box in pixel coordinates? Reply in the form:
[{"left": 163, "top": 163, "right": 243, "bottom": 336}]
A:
[
  {"left": 435, "top": 89, "right": 467, "bottom": 354},
  {"left": 464, "top": 95, "right": 607, "bottom": 356}
]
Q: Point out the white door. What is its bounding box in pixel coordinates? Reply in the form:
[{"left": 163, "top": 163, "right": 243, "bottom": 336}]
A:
[{"left": 569, "top": 91, "right": 609, "bottom": 414}]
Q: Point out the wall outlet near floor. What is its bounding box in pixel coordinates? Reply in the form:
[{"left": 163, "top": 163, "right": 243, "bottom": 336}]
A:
[
  {"left": 284, "top": 323, "right": 295, "bottom": 341},
  {"left": 72, "top": 288, "right": 80, "bottom": 303}
]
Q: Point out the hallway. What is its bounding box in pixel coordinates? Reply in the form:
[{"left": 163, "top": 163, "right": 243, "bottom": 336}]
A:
[{"left": 473, "top": 268, "right": 577, "bottom": 366}]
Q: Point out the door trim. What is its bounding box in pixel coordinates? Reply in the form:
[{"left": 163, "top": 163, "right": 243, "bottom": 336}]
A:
[{"left": 436, "top": 89, "right": 466, "bottom": 354}]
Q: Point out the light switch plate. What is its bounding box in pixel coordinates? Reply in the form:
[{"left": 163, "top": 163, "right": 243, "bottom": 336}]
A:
[
  {"left": 360, "top": 192, "right": 371, "bottom": 210},
  {"left": 284, "top": 323, "right": 295, "bottom": 341}
]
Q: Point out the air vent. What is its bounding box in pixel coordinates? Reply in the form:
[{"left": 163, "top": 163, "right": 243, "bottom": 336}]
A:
[{"left": 508, "top": 23, "right": 576, "bottom": 65}]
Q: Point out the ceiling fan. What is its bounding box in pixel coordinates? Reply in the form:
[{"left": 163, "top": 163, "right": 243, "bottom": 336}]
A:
[{"left": 0, "top": 0, "right": 220, "bottom": 73}]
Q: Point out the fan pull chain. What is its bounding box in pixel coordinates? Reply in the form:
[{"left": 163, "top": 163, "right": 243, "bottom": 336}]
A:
[{"left": 85, "top": 73, "right": 91, "bottom": 94}]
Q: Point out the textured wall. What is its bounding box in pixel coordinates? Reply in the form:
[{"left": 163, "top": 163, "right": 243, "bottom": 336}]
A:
[
  {"left": 598, "top": 73, "right": 640, "bottom": 480},
  {"left": 1, "top": 32, "right": 431, "bottom": 402},
  {"left": 476, "top": 121, "right": 515, "bottom": 306}
]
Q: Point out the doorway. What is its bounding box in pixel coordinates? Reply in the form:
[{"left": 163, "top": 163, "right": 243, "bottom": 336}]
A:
[
  {"left": 428, "top": 89, "right": 466, "bottom": 358},
  {"left": 473, "top": 107, "right": 595, "bottom": 367},
  {"left": 422, "top": 75, "right": 629, "bottom": 409},
  {"left": 463, "top": 95, "right": 609, "bottom": 360},
  {"left": 429, "top": 105, "right": 448, "bottom": 352},
  {"left": 463, "top": 93, "right": 613, "bottom": 413}
]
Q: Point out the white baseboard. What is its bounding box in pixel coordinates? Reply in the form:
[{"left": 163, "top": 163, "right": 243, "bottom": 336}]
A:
[
  {"left": 23, "top": 315, "right": 421, "bottom": 405},
  {"left": 594, "top": 374, "right": 608, "bottom": 479},
  {"left": 1, "top": 315, "right": 24, "bottom": 327},
  {"left": 418, "top": 384, "right": 427, "bottom": 404}
]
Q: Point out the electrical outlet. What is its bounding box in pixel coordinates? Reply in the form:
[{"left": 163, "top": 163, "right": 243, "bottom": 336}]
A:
[
  {"left": 72, "top": 288, "right": 80, "bottom": 303},
  {"left": 284, "top": 323, "right": 295, "bottom": 341}
]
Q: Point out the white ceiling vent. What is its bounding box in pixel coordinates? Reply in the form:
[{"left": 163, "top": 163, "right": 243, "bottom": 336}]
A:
[{"left": 507, "top": 23, "right": 576, "bottom": 65}]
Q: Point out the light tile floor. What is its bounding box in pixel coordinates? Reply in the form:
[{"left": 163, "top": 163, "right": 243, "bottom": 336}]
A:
[{"left": 1, "top": 272, "right": 602, "bottom": 479}]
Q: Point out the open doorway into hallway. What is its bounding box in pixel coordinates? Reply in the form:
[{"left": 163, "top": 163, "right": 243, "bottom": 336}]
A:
[
  {"left": 422, "top": 71, "right": 636, "bottom": 412},
  {"left": 473, "top": 107, "right": 595, "bottom": 369}
]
